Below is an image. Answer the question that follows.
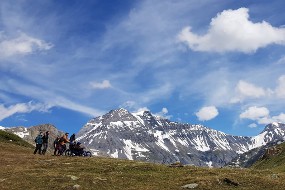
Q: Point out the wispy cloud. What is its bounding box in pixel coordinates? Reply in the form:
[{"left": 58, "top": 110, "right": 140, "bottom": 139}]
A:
[
  {"left": 276, "top": 55, "right": 285, "bottom": 64},
  {"left": 50, "top": 96, "right": 104, "bottom": 117},
  {"left": 0, "top": 32, "right": 53, "bottom": 58},
  {"left": 90, "top": 80, "right": 112, "bottom": 89},
  {"left": 275, "top": 75, "right": 285, "bottom": 98},
  {"left": 230, "top": 80, "right": 268, "bottom": 103},
  {"left": 0, "top": 102, "right": 50, "bottom": 121},
  {"left": 0, "top": 79, "right": 104, "bottom": 118},
  {"left": 178, "top": 8, "right": 285, "bottom": 53}
]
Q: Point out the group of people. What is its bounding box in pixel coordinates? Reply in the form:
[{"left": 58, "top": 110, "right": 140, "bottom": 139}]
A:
[
  {"left": 53, "top": 132, "right": 71, "bottom": 156},
  {"left": 33, "top": 131, "right": 50, "bottom": 155},
  {"left": 34, "top": 131, "right": 85, "bottom": 156}
]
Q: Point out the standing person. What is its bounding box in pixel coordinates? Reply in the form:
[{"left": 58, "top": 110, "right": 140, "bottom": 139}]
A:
[
  {"left": 59, "top": 133, "right": 70, "bottom": 155},
  {"left": 53, "top": 136, "right": 60, "bottom": 156},
  {"left": 41, "top": 131, "right": 50, "bottom": 155},
  {"left": 34, "top": 132, "right": 43, "bottom": 155},
  {"left": 69, "top": 133, "right": 76, "bottom": 143},
  {"left": 69, "top": 133, "right": 76, "bottom": 150}
]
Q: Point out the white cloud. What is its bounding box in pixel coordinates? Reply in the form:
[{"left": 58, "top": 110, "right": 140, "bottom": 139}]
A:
[
  {"left": 257, "top": 117, "right": 274, "bottom": 125},
  {"left": 0, "top": 102, "right": 50, "bottom": 121},
  {"left": 138, "top": 107, "right": 149, "bottom": 112},
  {"left": 132, "top": 107, "right": 150, "bottom": 115},
  {"left": 0, "top": 32, "right": 53, "bottom": 57},
  {"left": 240, "top": 106, "right": 285, "bottom": 125},
  {"left": 161, "top": 107, "right": 168, "bottom": 114},
  {"left": 90, "top": 80, "right": 112, "bottom": 89},
  {"left": 257, "top": 113, "right": 285, "bottom": 125},
  {"left": 154, "top": 107, "right": 172, "bottom": 119},
  {"left": 231, "top": 80, "right": 266, "bottom": 103},
  {"left": 236, "top": 80, "right": 266, "bottom": 98},
  {"left": 248, "top": 123, "right": 258, "bottom": 128},
  {"left": 196, "top": 106, "right": 219, "bottom": 121},
  {"left": 275, "top": 75, "right": 285, "bottom": 98},
  {"left": 240, "top": 106, "right": 269, "bottom": 120},
  {"left": 272, "top": 113, "right": 285, "bottom": 123},
  {"left": 178, "top": 8, "right": 285, "bottom": 53},
  {"left": 135, "top": 107, "right": 150, "bottom": 112}
]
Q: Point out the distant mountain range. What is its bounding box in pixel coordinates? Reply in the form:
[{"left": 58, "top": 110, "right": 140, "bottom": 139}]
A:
[
  {"left": 2, "top": 108, "right": 285, "bottom": 167},
  {"left": 76, "top": 108, "right": 285, "bottom": 167}
]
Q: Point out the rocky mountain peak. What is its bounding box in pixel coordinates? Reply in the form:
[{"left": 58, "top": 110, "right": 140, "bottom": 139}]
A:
[
  {"left": 261, "top": 122, "right": 285, "bottom": 133},
  {"left": 102, "top": 108, "right": 137, "bottom": 122}
]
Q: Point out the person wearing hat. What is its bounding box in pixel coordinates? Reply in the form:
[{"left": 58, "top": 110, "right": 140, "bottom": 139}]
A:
[{"left": 34, "top": 132, "right": 43, "bottom": 155}]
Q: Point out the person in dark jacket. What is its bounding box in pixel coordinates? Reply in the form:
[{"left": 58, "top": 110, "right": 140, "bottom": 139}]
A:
[
  {"left": 41, "top": 131, "right": 50, "bottom": 155},
  {"left": 74, "top": 142, "right": 85, "bottom": 156},
  {"left": 53, "top": 136, "right": 60, "bottom": 156},
  {"left": 69, "top": 133, "right": 76, "bottom": 143},
  {"left": 69, "top": 133, "right": 76, "bottom": 150},
  {"left": 34, "top": 132, "right": 43, "bottom": 154}
]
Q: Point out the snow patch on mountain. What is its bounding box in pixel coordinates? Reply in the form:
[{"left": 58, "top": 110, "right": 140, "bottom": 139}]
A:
[
  {"left": 5, "top": 127, "right": 30, "bottom": 138},
  {"left": 192, "top": 136, "right": 211, "bottom": 152},
  {"left": 111, "top": 149, "right": 119, "bottom": 158},
  {"left": 123, "top": 139, "right": 149, "bottom": 160},
  {"left": 250, "top": 131, "right": 267, "bottom": 148}
]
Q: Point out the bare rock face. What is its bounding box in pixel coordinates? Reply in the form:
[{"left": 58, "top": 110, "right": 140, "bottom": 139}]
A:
[{"left": 4, "top": 124, "right": 65, "bottom": 152}]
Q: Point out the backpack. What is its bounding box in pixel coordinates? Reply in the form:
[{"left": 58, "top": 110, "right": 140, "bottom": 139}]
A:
[{"left": 34, "top": 137, "right": 37, "bottom": 143}]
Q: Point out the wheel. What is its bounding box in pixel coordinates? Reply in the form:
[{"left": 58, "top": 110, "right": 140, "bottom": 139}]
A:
[
  {"left": 84, "top": 151, "right": 92, "bottom": 157},
  {"left": 65, "top": 149, "right": 71, "bottom": 156}
]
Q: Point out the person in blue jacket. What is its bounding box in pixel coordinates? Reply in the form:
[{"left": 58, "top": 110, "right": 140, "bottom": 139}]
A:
[{"left": 34, "top": 132, "right": 43, "bottom": 154}]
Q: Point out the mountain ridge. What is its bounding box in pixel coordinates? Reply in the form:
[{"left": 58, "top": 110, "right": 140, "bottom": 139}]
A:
[{"left": 76, "top": 108, "right": 285, "bottom": 167}]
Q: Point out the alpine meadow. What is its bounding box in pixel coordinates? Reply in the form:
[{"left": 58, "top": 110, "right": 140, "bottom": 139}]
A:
[{"left": 1, "top": 0, "right": 285, "bottom": 189}]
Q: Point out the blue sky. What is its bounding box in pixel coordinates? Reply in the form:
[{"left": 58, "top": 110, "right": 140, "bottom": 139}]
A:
[{"left": 1, "top": 0, "right": 285, "bottom": 136}]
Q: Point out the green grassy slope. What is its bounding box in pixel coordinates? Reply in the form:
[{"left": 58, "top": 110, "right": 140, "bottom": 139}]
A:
[
  {"left": 251, "top": 142, "right": 285, "bottom": 172},
  {"left": 0, "top": 130, "right": 34, "bottom": 148},
  {"left": 1, "top": 136, "right": 285, "bottom": 189}
]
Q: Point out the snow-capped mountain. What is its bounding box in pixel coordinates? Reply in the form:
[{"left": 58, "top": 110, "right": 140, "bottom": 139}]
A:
[
  {"left": 76, "top": 108, "right": 285, "bottom": 167},
  {"left": 227, "top": 123, "right": 285, "bottom": 168},
  {"left": 227, "top": 139, "right": 284, "bottom": 168}
]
